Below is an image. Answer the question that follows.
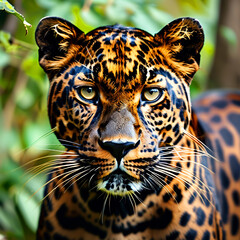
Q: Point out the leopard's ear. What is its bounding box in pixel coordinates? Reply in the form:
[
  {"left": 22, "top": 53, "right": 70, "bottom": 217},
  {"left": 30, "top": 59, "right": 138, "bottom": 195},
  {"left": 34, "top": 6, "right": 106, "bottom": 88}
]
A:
[
  {"left": 154, "top": 17, "right": 204, "bottom": 84},
  {"left": 35, "top": 17, "right": 85, "bottom": 79}
]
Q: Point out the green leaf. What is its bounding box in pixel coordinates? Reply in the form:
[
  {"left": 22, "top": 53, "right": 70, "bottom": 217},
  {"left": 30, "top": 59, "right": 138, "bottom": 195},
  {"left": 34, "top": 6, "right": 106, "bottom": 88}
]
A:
[
  {"left": 0, "top": 31, "right": 11, "bottom": 48},
  {"left": 81, "top": 7, "right": 108, "bottom": 27},
  {"left": 105, "top": 1, "right": 129, "bottom": 23},
  {"left": 72, "top": 5, "right": 94, "bottom": 33},
  {"left": 45, "top": 2, "right": 73, "bottom": 20},
  {"left": 35, "top": 0, "right": 59, "bottom": 9},
  {"left": 0, "top": 0, "right": 31, "bottom": 34},
  {"left": 16, "top": 87, "right": 35, "bottom": 110},
  {"left": 22, "top": 52, "right": 44, "bottom": 82},
  {"left": 131, "top": 7, "right": 159, "bottom": 34},
  {"left": 0, "top": 31, "right": 20, "bottom": 54},
  {"left": 0, "top": 191, "right": 23, "bottom": 238},
  {"left": 15, "top": 188, "right": 40, "bottom": 232},
  {"left": 0, "top": 47, "right": 10, "bottom": 68},
  {"left": 146, "top": 6, "right": 173, "bottom": 27},
  {"left": 220, "top": 25, "right": 237, "bottom": 47}
]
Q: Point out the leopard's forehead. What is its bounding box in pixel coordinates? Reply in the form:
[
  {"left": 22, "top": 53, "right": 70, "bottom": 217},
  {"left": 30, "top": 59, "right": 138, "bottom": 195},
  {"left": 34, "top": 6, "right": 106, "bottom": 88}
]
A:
[
  {"left": 85, "top": 24, "right": 154, "bottom": 45},
  {"left": 72, "top": 25, "right": 171, "bottom": 93}
]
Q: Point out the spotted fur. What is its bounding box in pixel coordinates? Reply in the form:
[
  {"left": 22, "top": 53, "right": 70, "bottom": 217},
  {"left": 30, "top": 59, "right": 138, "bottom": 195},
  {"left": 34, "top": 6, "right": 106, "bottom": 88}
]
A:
[{"left": 35, "top": 17, "right": 240, "bottom": 240}]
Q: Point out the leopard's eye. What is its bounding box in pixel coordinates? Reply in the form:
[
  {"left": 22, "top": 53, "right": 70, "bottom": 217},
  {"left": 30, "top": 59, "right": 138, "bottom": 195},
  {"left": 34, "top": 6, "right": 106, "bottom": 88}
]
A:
[
  {"left": 80, "top": 86, "right": 96, "bottom": 100},
  {"left": 142, "top": 88, "right": 163, "bottom": 103},
  {"left": 76, "top": 86, "right": 98, "bottom": 104}
]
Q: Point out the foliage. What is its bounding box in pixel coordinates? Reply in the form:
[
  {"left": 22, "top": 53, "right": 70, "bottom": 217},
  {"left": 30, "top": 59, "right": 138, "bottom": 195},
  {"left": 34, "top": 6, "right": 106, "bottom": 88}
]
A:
[
  {"left": 220, "top": 25, "right": 237, "bottom": 47},
  {"left": 0, "top": 0, "right": 219, "bottom": 239},
  {"left": 0, "top": 0, "right": 31, "bottom": 34}
]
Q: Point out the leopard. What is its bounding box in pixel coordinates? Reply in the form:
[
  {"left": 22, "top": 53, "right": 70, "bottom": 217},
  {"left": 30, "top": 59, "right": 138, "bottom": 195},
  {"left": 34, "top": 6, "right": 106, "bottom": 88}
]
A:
[{"left": 35, "top": 16, "right": 240, "bottom": 240}]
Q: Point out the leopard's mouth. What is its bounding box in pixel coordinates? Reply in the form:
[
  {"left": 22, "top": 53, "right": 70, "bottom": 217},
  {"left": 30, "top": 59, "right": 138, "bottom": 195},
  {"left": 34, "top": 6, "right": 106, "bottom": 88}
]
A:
[{"left": 97, "top": 169, "right": 142, "bottom": 196}]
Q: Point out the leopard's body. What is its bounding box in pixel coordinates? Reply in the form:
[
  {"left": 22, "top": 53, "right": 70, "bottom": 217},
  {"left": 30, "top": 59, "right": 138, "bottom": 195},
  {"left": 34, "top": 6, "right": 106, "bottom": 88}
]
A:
[{"left": 35, "top": 17, "right": 240, "bottom": 240}]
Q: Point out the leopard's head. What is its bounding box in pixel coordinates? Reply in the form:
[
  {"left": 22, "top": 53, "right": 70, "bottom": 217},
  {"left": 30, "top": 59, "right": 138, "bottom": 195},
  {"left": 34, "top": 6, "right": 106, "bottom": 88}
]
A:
[{"left": 36, "top": 17, "right": 204, "bottom": 196}]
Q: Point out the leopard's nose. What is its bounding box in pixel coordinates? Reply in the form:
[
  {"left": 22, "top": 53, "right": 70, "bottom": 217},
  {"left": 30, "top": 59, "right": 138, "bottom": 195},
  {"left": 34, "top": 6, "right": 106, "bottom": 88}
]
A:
[{"left": 98, "top": 140, "right": 138, "bottom": 162}]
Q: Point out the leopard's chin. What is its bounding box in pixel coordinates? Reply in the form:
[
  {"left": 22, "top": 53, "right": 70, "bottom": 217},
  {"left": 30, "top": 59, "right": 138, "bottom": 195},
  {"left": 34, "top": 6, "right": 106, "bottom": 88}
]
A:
[{"left": 97, "top": 170, "right": 142, "bottom": 196}]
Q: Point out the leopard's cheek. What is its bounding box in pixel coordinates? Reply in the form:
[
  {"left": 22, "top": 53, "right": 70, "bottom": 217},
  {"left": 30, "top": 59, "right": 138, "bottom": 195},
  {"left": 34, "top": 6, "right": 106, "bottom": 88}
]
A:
[
  {"left": 140, "top": 83, "right": 191, "bottom": 147},
  {"left": 50, "top": 98, "right": 98, "bottom": 149}
]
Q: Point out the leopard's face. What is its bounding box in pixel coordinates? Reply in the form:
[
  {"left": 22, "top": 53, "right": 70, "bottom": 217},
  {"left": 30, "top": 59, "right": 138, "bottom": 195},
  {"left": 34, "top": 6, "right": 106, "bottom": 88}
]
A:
[{"left": 36, "top": 17, "right": 204, "bottom": 196}]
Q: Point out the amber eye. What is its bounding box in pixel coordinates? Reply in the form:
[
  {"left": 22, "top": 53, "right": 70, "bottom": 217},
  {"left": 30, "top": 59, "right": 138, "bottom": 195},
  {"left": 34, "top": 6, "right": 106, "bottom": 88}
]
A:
[
  {"left": 76, "top": 86, "right": 98, "bottom": 103},
  {"left": 80, "top": 87, "right": 96, "bottom": 100},
  {"left": 142, "top": 88, "right": 163, "bottom": 103}
]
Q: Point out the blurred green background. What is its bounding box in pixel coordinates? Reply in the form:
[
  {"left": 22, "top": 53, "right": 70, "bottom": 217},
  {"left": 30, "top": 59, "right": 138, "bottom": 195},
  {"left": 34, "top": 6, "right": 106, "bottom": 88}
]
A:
[{"left": 0, "top": 0, "right": 239, "bottom": 239}]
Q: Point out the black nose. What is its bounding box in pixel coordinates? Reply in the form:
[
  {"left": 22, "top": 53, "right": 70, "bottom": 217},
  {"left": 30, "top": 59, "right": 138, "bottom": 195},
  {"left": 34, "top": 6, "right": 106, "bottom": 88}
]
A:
[{"left": 98, "top": 140, "right": 138, "bottom": 161}]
